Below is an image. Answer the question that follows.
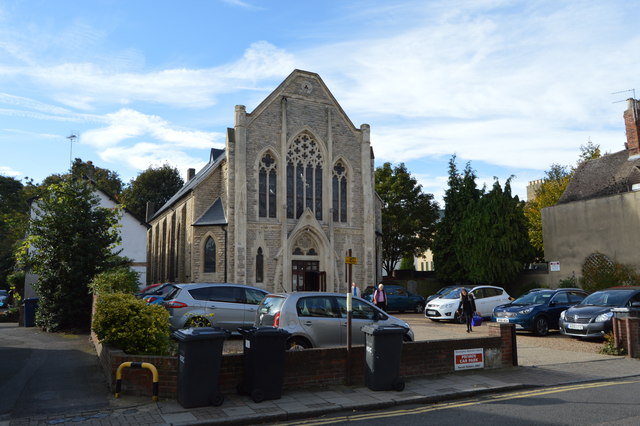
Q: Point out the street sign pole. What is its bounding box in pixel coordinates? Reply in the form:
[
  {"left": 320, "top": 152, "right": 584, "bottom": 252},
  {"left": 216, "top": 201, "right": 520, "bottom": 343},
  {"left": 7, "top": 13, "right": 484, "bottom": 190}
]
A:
[{"left": 346, "top": 249, "right": 353, "bottom": 385}]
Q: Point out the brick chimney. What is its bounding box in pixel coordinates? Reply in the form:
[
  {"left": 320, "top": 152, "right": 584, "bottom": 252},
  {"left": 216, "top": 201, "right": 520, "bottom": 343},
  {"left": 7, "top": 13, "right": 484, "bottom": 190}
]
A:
[
  {"left": 187, "top": 168, "right": 196, "bottom": 181},
  {"left": 625, "top": 98, "right": 640, "bottom": 158}
]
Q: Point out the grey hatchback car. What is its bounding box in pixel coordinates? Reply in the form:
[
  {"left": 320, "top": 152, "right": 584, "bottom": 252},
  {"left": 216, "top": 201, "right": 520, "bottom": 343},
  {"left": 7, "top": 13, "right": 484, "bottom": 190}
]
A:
[
  {"left": 255, "top": 292, "right": 414, "bottom": 350},
  {"left": 163, "top": 283, "right": 268, "bottom": 333}
]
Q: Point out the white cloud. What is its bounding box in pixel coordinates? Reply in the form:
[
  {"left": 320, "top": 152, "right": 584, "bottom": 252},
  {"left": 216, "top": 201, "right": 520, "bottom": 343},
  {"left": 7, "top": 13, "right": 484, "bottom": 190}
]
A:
[
  {"left": 0, "top": 166, "right": 21, "bottom": 177},
  {"left": 82, "top": 108, "right": 225, "bottom": 149},
  {"left": 100, "top": 142, "right": 208, "bottom": 181}
]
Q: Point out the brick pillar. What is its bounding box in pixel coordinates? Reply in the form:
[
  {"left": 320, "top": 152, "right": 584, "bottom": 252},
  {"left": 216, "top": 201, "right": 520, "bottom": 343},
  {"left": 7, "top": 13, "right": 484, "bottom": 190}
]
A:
[
  {"left": 626, "top": 318, "right": 640, "bottom": 358},
  {"left": 624, "top": 98, "right": 640, "bottom": 157},
  {"left": 489, "top": 323, "right": 517, "bottom": 367}
]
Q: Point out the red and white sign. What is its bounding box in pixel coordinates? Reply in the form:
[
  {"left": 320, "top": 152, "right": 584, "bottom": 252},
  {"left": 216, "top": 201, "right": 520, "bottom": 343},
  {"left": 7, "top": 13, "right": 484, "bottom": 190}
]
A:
[{"left": 454, "top": 348, "right": 484, "bottom": 370}]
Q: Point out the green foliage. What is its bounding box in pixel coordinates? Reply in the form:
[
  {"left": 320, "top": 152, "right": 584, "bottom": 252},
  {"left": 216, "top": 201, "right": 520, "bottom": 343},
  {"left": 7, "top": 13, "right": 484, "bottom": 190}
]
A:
[
  {"left": 120, "top": 164, "right": 184, "bottom": 220},
  {"left": 600, "top": 332, "right": 626, "bottom": 356},
  {"left": 7, "top": 271, "right": 25, "bottom": 305},
  {"left": 375, "top": 162, "right": 440, "bottom": 276},
  {"left": 558, "top": 274, "right": 578, "bottom": 288},
  {"left": 524, "top": 165, "right": 571, "bottom": 258},
  {"left": 398, "top": 255, "right": 416, "bottom": 271},
  {"left": 21, "top": 178, "right": 121, "bottom": 331},
  {"left": 88, "top": 267, "right": 140, "bottom": 295},
  {"left": 462, "top": 178, "right": 534, "bottom": 284},
  {"left": 432, "top": 157, "right": 481, "bottom": 283},
  {"left": 71, "top": 159, "right": 123, "bottom": 197},
  {"left": 580, "top": 253, "right": 640, "bottom": 293},
  {"left": 92, "top": 293, "right": 173, "bottom": 355},
  {"left": 0, "top": 175, "right": 29, "bottom": 288}
]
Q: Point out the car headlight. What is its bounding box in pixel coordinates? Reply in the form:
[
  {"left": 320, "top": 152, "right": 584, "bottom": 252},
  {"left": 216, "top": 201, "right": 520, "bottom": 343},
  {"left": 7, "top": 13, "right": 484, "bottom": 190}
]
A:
[
  {"left": 595, "top": 312, "right": 613, "bottom": 322},
  {"left": 518, "top": 308, "right": 533, "bottom": 315},
  {"left": 560, "top": 310, "right": 566, "bottom": 320},
  {"left": 442, "top": 303, "right": 455, "bottom": 309}
]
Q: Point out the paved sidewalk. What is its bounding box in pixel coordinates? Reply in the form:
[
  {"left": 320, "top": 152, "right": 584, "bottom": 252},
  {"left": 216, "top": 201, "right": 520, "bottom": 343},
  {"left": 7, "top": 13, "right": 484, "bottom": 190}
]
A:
[{"left": 4, "top": 356, "right": 639, "bottom": 426}]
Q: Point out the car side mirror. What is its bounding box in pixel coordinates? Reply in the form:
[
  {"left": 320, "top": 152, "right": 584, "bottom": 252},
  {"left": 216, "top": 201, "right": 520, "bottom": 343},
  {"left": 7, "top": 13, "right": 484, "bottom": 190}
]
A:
[
  {"left": 549, "top": 301, "right": 556, "bottom": 307},
  {"left": 631, "top": 301, "right": 640, "bottom": 308}
]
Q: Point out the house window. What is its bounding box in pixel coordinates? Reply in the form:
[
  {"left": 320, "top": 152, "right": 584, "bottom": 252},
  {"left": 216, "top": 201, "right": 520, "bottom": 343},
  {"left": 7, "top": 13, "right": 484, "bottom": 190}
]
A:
[
  {"left": 204, "top": 236, "right": 216, "bottom": 273},
  {"left": 258, "top": 153, "right": 277, "bottom": 218},
  {"left": 332, "top": 161, "right": 347, "bottom": 222},
  {"left": 256, "top": 247, "right": 264, "bottom": 283},
  {"left": 286, "top": 133, "right": 323, "bottom": 220}
]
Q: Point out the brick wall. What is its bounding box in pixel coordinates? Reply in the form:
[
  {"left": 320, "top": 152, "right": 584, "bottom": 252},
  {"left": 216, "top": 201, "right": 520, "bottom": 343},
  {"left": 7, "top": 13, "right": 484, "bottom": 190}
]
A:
[
  {"left": 613, "top": 317, "right": 640, "bottom": 358},
  {"left": 92, "top": 323, "right": 516, "bottom": 399}
]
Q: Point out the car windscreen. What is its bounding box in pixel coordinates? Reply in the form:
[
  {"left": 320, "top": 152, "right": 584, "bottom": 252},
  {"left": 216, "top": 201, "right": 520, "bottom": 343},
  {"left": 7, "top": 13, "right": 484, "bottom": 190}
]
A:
[
  {"left": 440, "top": 288, "right": 466, "bottom": 299},
  {"left": 256, "top": 295, "right": 286, "bottom": 326},
  {"left": 580, "top": 290, "right": 636, "bottom": 307},
  {"left": 512, "top": 291, "right": 553, "bottom": 305},
  {"left": 164, "top": 286, "right": 182, "bottom": 301}
]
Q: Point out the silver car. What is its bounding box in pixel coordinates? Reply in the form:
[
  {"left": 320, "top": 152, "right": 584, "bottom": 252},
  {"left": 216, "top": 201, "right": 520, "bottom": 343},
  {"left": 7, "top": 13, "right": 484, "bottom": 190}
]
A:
[
  {"left": 255, "top": 292, "right": 414, "bottom": 350},
  {"left": 163, "top": 283, "right": 268, "bottom": 333}
]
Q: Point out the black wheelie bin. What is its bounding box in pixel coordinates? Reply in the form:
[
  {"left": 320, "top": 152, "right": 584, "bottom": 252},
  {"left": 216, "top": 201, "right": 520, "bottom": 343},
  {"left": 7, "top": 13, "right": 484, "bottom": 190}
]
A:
[
  {"left": 173, "top": 327, "right": 229, "bottom": 408},
  {"left": 362, "top": 324, "right": 407, "bottom": 391},
  {"left": 237, "top": 326, "right": 290, "bottom": 402}
]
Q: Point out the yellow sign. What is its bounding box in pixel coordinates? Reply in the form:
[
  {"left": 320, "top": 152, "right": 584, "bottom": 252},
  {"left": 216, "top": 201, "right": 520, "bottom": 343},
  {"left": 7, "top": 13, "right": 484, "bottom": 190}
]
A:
[{"left": 345, "top": 256, "right": 358, "bottom": 265}]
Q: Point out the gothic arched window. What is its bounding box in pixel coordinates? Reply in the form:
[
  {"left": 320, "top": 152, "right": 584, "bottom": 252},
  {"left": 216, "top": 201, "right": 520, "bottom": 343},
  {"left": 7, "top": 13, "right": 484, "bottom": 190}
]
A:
[
  {"left": 286, "top": 133, "right": 323, "bottom": 220},
  {"left": 258, "top": 153, "right": 277, "bottom": 218},
  {"left": 204, "top": 236, "right": 216, "bottom": 273},
  {"left": 256, "top": 247, "right": 264, "bottom": 283},
  {"left": 332, "top": 161, "right": 347, "bottom": 222}
]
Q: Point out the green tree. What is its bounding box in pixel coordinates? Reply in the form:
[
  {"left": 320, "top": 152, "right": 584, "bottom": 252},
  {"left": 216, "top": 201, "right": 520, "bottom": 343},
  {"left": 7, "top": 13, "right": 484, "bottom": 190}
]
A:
[
  {"left": 120, "top": 164, "right": 184, "bottom": 220},
  {"left": 39, "top": 159, "right": 124, "bottom": 198},
  {"left": 524, "top": 141, "right": 601, "bottom": 259},
  {"left": 462, "top": 178, "right": 534, "bottom": 284},
  {"left": 432, "top": 157, "right": 481, "bottom": 283},
  {"left": 20, "top": 178, "right": 121, "bottom": 331},
  {"left": 0, "top": 176, "right": 29, "bottom": 289},
  {"left": 375, "top": 162, "right": 440, "bottom": 276},
  {"left": 524, "top": 164, "right": 571, "bottom": 258},
  {"left": 398, "top": 254, "right": 416, "bottom": 271}
]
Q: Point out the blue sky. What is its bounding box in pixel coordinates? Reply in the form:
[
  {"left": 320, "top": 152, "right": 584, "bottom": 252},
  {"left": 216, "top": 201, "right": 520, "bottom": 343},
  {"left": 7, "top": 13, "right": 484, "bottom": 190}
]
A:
[{"left": 1, "top": 0, "right": 638, "bottom": 205}]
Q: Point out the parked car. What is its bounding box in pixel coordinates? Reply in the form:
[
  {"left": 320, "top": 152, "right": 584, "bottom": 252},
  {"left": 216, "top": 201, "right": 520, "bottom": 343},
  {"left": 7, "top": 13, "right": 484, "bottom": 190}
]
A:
[
  {"left": 426, "top": 285, "right": 459, "bottom": 303},
  {"left": 491, "top": 288, "right": 588, "bottom": 336},
  {"left": 162, "top": 283, "right": 269, "bottom": 333},
  {"left": 254, "top": 292, "right": 414, "bottom": 350},
  {"left": 425, "top": 285, "right": 511, "bottom": 322},
  {"left": 362, "top": 284, "right": 426, "bottom": 313},
  {"left": 141, "top": 283, "right": 176, "bottom": 305},
  {"left": 0, "top": 290, "right": 8, "bottom": 308},
  {"left": 135, "top": 283, "right": 163, "bottom": 299},
  {"left": 559, "top": 287, "right": 640, "bottom": 339}
]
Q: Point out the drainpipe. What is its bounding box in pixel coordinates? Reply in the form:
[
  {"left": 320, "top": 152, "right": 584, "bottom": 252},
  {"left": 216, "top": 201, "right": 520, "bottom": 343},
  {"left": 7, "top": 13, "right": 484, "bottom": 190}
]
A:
[{"left": 222, "top": 226, "right": 228, "bottom": 282}]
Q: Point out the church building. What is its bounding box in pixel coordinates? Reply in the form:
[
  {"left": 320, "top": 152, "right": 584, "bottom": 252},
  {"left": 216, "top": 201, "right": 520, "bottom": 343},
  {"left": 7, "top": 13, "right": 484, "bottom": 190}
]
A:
[{"left": 147, "top": 70, "right": 382, "bottom": 293}]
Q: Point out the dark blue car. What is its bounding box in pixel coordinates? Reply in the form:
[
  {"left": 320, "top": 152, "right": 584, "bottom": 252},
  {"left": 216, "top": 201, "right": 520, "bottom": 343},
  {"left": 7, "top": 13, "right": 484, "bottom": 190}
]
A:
[
  {"left": 492, "top": 288, "right": 587, "bottom": 336},
  {"left": 363, "top": 284, "right": 426, "bottom": 313}
]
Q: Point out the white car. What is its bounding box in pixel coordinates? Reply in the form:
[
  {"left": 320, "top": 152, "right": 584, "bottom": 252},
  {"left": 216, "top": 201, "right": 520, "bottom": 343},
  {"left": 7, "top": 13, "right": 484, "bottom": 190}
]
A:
[{"left": 425, "top": 285, "right": 511, "bottom": 323}]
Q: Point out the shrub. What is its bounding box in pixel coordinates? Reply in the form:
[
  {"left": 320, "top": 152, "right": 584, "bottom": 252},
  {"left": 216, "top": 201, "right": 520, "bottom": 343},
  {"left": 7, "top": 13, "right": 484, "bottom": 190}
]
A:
[
  {"left": 581, "top": 253, "right": 640, "bottom": 293},
  {"left": 600, "top": 332, "right": 626, "bottom": 356},
  {"left": 92, "top": 293, "right": 173, "bottom": 355},
  {"left": 558, "top": 275, "right": 578, "bottom": 288},
  {"left": 88, "top": 267, "right": 140, "bottom": 295}
]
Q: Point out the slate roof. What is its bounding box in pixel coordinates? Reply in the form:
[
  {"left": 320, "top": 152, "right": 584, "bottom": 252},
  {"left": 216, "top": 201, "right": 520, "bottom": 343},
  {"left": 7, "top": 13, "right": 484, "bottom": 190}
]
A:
[
  {"left": 558, "top": 149, "right": 640, "bottom": 204},
  {"left": 193, "top": 198, "right": 226, "bottom": 226},
  {"left": 150, "top": 146, "right": 227, "bottom": 220}
]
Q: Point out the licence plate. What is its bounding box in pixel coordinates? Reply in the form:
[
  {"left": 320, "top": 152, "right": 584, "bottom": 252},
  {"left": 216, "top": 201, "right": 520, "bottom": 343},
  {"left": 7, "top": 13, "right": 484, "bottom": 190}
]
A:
[
  {"left": 567, "top": 323, "right": 584, "bottom": 330},
  {"left": 427, "top": 310, "right": 437, "bottom": 316},
  {"left": 496, "top": 317, "right": 509, "bottom": 323}
]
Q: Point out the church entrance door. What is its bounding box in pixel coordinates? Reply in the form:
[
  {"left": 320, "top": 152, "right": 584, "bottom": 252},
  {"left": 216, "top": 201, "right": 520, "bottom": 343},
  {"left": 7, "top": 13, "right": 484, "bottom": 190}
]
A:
[{"left": 292, "top": 260, "right": 324, "bottom": 291}]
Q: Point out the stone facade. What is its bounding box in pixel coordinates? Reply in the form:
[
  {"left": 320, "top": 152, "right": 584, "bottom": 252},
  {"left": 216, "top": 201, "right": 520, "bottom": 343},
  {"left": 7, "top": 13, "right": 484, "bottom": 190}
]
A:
[{"left": 147, "top": 70, "right": 382, "bottom": 292}]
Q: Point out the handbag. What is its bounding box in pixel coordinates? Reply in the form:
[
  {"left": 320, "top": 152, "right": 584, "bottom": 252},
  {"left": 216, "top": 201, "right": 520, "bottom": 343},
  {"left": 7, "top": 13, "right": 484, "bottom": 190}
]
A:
[{"left": 472, "top": 313, "right": 483, "bottom": 326}]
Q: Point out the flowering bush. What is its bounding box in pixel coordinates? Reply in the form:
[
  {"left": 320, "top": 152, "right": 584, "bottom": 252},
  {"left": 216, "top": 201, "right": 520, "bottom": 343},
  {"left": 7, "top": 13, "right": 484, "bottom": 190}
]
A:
[{"left": 92, "top": 293, "right": 173, "bottom": 355}]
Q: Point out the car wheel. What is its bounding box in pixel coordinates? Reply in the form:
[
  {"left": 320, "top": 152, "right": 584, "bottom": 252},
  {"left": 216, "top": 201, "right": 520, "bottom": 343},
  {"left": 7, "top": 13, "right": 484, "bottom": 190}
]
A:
[
  {"left": 185, "top": 316, "right": 209, "bottom": 328},
  {"left": 453, "top": 311, "right": 464, "bottom": 324},
  {"left": 287, "top": 337, "right": 311, "bottom": 351},
  {"left": 533, "top": 316, "right": 549, "bottom": 336},
  {"left": 415, "top": 303, "right": 425, "bottom": 313}
]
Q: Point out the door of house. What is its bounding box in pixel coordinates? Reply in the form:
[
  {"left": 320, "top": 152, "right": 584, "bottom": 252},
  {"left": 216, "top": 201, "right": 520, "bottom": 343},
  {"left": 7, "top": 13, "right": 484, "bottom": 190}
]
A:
[{"left": 292, "top": 260, "right": 321, "bottom": 291}]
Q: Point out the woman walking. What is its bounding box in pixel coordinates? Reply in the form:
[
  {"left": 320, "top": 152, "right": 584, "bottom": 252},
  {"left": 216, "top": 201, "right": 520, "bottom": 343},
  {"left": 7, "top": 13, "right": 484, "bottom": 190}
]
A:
[{"left": 460, "top": 289, "right": 477, "bottom": 332}]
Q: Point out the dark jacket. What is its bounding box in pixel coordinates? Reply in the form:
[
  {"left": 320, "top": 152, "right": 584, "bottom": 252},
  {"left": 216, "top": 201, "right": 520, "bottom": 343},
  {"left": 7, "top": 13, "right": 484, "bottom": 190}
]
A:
[{"left": 460, "top": 293, "right": 476, "bottom": 314}]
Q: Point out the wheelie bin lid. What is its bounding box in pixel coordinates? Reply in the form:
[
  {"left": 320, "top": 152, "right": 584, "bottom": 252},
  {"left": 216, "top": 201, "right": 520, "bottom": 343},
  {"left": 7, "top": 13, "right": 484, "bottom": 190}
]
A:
[
  {"left": 361, "top": 325, "right": 408, "bottom": 335},
  {"left": 172, "top": 326, "right": 229, "bottom": 342},
  {"left": 237, "top": 326, "right": 290, "bottom": 337}
]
